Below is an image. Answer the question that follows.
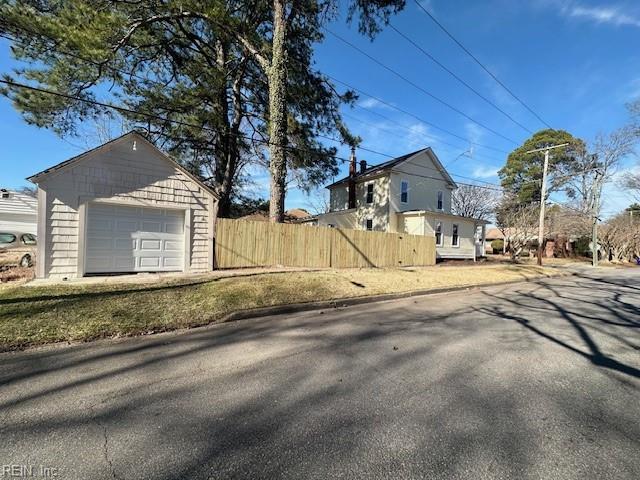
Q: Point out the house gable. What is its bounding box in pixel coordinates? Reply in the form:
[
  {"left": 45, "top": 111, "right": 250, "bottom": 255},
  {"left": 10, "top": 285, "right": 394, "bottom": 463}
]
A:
[
  {"left": 388, "top": 149, "right": 456, "bottom": 215},
  {"left": 28, "top": 131, "right": 218, "bottom": 201}
]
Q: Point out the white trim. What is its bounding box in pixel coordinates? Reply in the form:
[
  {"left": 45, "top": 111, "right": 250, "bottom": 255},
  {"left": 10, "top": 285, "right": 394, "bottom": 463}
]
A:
[
  {"left": 184, "top": 207, "right": 192, "bottom": 273},
  {"left": 435, "top": 220, "right": 443, "bottom": 247},
  {"left": 365, "top": 182, "right": 374, "bottom": 204},
  {"left": 400, "top": 179, "right": 409, "bottom": 204},
  {"left": 77, "top": 202, "right": 87, "bottom": 277},
  {"left": 208, "top": 196, "right": 216, "bottom": 270},
  {"left": 82, "top": 199, "right": 190, "bottom": 276},
  {"left": 35, "top": 187, "right": 47, "bottom": 279},
  {"left": 451, "top": 223, "right": 460, "bottom": 248},
  {"left": 83, "top": 196, "right": 190, "bottom": 211}
]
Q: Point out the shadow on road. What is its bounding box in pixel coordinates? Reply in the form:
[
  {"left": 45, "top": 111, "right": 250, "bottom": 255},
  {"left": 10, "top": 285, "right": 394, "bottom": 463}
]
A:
[
  {"left": 0, "top": 269, "right": 639, "bottom": 479},
  {"left": 476, "top": 271, "right": 640, "bottom": 380}
]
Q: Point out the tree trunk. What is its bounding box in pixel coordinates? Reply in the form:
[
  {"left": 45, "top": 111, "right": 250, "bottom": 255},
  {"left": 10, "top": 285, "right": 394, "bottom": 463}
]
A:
[{"left": 268, "top": 0, "right": 288, "bottom": 223}]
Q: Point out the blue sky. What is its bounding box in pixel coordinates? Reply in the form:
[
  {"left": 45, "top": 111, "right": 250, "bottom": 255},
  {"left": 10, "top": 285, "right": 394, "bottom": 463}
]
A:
[{"left": 1, "top": 0, "right": 639, "bottom": 216}]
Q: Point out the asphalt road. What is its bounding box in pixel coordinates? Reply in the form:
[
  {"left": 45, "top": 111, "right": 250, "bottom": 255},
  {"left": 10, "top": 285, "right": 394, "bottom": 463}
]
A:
[{"left": 0, "top": 268, "right": 639, "bottom": 479}]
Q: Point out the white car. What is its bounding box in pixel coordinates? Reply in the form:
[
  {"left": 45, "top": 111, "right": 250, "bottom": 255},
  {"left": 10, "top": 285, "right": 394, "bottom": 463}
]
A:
[{"left": 0, "top": 232, "right": 37, "bottom": 268}]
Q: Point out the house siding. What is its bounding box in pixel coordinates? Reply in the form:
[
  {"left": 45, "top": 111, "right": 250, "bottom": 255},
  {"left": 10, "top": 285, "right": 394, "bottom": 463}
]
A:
[
  {"left": 423, "top": 215, "right": 476, "bottom": 259},
  {"left": 36, "top": 137, "right": 214, "bottom": 278},
  {"left": 389, "top": 151, "right": 453, "bottom": 214},
  {"left": 318, "top": 149, "right": 482, "bottom": 260}
]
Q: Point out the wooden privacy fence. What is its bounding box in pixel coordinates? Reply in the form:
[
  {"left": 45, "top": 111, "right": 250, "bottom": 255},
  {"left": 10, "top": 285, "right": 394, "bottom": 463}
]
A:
[{"left": 215, "top": 218, "right": 436, "bottom": 269}]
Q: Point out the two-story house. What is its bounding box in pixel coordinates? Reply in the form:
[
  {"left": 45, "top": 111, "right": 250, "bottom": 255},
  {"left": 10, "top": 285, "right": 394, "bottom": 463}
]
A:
[{"left": 315, "top": 147, "right": 488, "bottom": 260}]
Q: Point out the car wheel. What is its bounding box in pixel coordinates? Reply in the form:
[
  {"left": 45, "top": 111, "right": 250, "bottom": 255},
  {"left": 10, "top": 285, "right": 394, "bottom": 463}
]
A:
[{"left": 20, "top": 255, "right": 32, "bottom": 268}]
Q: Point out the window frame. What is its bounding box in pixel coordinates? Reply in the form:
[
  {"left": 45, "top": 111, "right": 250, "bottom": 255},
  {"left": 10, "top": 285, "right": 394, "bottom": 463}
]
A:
[
  {"left": 435, "top": 221, "right": 443, "bottom": 247},
  {"left": 366, "top": 183, "right": 374, "bottom": 204},
  {"left": 365, "top": 218, "right": 373, "bottom": 231},
  {"left": 437, "top": 191, "right": 444, "bottom": 211},
  {"left": 400, "top": 180, "right": 409, "bottom": 204},
  {"left": 452, "top": 223, "right": 459, "bottom": 247}
]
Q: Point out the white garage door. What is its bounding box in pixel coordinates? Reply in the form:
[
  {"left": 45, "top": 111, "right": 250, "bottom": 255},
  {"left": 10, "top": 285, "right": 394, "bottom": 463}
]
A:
[{"left": 85, "top": 203, "right": 185, "bottom": 274}]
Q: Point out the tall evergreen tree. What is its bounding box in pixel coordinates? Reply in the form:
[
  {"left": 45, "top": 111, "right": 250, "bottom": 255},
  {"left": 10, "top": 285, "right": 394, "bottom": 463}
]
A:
[{"left": 0, "top": 0, "right": 397, "bottom": 219}]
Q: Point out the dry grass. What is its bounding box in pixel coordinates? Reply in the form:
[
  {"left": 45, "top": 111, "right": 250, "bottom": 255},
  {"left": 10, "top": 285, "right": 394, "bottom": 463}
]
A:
[
  {"left": 0, "top": 264, "right": 559, "bottom": 351},
  {"left": 0, "top": 266, "right": 35, "bottom": 286}
]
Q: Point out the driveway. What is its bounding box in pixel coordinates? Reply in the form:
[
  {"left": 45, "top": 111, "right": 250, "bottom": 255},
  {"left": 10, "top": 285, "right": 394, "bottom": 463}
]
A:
[{"left": 0, "top": 269, "right": 638, "bottom": 479}]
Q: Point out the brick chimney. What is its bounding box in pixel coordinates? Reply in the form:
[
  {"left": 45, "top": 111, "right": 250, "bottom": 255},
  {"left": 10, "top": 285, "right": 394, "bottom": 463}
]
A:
[
  {"left": 359, "top": 160, "right": 367, "bottom": 173},
  {"left": 348, "top": 147, "right": 356, "bottom": 209}
]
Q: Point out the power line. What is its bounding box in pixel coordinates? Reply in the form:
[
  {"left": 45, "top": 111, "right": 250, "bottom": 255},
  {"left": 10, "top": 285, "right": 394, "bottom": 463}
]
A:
[
  {"left": 413, "top": 0, "right": 552, "bottom": 129},
  {"left": 388, "top": 24, "right": 534, "bottom": 134},
  {"left": 0, "top": 77, "right": 510, "bottom": 192},
  {"left": 1, "top": 25, "right": 515, "bottom": 159},
  {"left": 328, "top": 75, "right": 511, "bottom": 155},
  {"left": 345, "top": 107, "right": 504, "bottom": 164},
  {"left": 324, "top": 27, "right": 519, "bottom": 145}
]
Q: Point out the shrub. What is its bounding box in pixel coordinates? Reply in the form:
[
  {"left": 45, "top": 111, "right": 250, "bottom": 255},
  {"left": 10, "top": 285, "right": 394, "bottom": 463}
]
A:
[{"left": 491, "top": 239, "right": 504, "bottom": 253}]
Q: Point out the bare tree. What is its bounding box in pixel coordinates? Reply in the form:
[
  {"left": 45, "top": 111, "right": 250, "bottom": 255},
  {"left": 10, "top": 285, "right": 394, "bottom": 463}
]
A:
[
  {"left": 600, "top": 210, "right": 640, "bottom": 262},
  {"left": 451, "top": 184, "right": 500, "bottom": 220},
  {"left": 496, "top": 195, "right": 539, "bottom": 260},
  {"left": 304, "top": 188, "right": 330, "bottom": 215}
]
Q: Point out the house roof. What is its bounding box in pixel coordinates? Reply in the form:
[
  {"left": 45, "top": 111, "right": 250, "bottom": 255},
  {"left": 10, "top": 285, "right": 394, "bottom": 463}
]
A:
[
  {"left": 0, "top": 189, "right": 38, "bottom": 216},
  {"left": 397, "top": 209, "right": 490, "bottom": 224},
  {"left": 485, "top": 228, "right": 504, "bottom": 240},
  {"left": 27, "top": 131, "right": 219, "bottom": 199},
  {"left": 325, "top": 147, "right": 457, "bottom": 189},
  {"left": 237, "top": 208, "right": 311, "bottom": 223}
]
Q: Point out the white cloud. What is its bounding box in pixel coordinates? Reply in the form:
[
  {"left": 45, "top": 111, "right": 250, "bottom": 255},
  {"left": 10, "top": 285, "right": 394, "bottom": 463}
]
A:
[
  {"left": 464, "top": 122, "right": 484, "bottom": 145},
  {"left": 417, "top": 0, "right": 435, "bottom": 13},
  {"left": 471, "top": 165, "right": 500, "bottom": 179},
  {"left": 562, "top": 2, "right": 640, "bottom": 28},
  {"left": 357, "top": 98, "right": 394, "bottom": 110}
]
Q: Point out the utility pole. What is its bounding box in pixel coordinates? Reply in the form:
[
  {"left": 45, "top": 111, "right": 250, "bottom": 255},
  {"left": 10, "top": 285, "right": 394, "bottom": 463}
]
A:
[
  {"left": 525, "top": 143, "right": 569, "bottom": 266},
  {"left": 591, "top": 169, "right": 602, "bottom": 268}
]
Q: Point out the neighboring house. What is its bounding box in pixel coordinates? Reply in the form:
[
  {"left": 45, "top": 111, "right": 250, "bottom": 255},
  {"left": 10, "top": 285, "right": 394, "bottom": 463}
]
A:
[
  {"left": 237, "top": 208, "right": 311, "bottom": 223},
  {"left": 0, "top": 188, "right": 38, "bottom": 234},
  {"left": 28, "top": 131, "right": 218, "bottom": 279},
  {"left": 315, "top": 148, "right": 488, "bottom": 260},
  {"left": 484, "top": 227, "right": 505, "bottom": 253}
]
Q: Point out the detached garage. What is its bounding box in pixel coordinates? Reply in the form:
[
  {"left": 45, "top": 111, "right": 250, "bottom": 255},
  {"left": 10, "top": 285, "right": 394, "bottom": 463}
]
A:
[{"left": 29, "top": 131, "right": 218, "bottom": 279}]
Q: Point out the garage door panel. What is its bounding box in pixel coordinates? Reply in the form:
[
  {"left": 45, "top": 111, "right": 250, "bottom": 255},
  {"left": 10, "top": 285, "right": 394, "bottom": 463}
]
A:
[
  {"left": 164, "top": 240, "right": 181, "bottom": 251},
  {"left": 140, "top": 239, "right": 161, "bottom": 251},
  {"left": 87, "top": 218, "right": 113, "bottom": 233},
  {"left": 142, "top": 221, "right": 163, "bottom": 232},
  {"left": 165, "top": 222, "right": 182, "bottom": 234},
  {"left": 116, "top": 220, "right": 138, "bottom": 233},
  {"left": 114, "top": 205, "right": 141, "bottom": 216},
  {"left": 114, "top": 257, "right": 136, "bottom": 269},
  {"left": 85, "top": 204, "right": 185, "bottom": 274},
  {"left": 86, "top": 237, "right": 113, "bottom": 251},
  {"left": 163, "top": 257, "right": 182, "bottom": 268},
  {"left": 139, "top": 257, "right": 160, "bottom": 268}
]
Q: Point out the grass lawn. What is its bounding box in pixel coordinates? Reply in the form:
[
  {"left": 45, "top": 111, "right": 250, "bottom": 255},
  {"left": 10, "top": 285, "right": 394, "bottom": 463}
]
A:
[{"left": 0, "top": 264, "right": 559, "bottom": 351}]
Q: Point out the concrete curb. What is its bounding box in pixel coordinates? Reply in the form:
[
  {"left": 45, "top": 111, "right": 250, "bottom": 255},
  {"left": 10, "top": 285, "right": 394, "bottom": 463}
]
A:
[{"left": 221, "top": 270, "right": 573, "bottom": 323}]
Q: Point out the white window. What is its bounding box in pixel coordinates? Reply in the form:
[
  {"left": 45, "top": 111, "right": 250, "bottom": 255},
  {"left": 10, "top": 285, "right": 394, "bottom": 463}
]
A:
[
  {"left": 435, "top": 221, "right": 443, "bottom": 246},
  {"left": 401, "top": 180, "right": 409, "bottom": 203},
  {"left": 365, "top": 218, "right": 373, "bottom": 231},
  {"left": 437, "top": 191, "right": 443, "bottom": 210},
  {"left": 366, "top": 183, "right": 374, "bottom": 204},
  {"left": 452, "top": 224, "right": 459, "bottom": 247}
]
